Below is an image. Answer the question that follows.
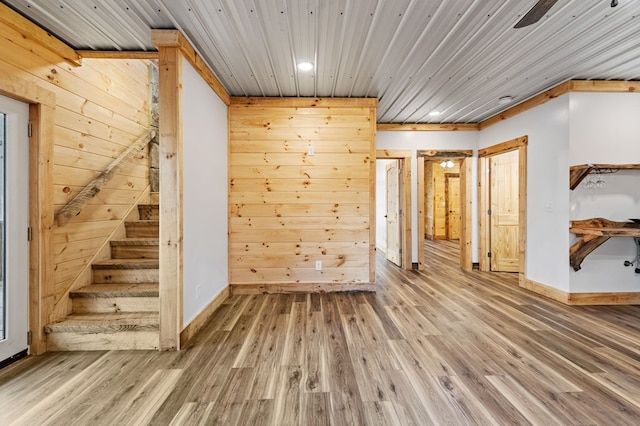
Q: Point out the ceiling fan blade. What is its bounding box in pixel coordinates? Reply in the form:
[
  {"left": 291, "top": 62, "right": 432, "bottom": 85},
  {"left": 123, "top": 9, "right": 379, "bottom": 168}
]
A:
[{"left": 514, "top": 0, "right": 560, "bottom": 28}]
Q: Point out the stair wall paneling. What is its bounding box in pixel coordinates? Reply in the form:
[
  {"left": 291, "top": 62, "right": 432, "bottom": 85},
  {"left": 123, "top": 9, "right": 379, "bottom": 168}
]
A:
[
  {"left": 0, "top": 5, "right": 152, "bottom": 348},
  {"left": 228, "top": 97, "right": 378, "bottom": 293}
]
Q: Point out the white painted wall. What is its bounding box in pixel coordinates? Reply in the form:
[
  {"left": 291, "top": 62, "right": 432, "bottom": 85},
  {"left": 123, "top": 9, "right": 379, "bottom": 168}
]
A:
[
  {"left": 181, "top": 58, "right": 228, "bottom": 326},
  {"left": 375, "top": 159, "right": 395, "bottom": 253},
  {"left": 569, "top": 92, "right": 640, "bottom": 293},
  {"left": 479, "top": 96, "right": 571, "bottom": 292},
  {"left": 376, "top": 131, "right": 479, "bottom": 263}
]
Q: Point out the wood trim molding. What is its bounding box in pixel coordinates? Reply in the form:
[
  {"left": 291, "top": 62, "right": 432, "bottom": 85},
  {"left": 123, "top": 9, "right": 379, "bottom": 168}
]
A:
[
  {"left": 479, "top": 82, "right": 572, "bottom": 130},
  {"left": 230, "top": 283, "right": 376, "bottom": 294},
  {"left": 151, "top": 29, "right": 230, "bottom": 106},
  {"left": 518, "top": 141, "right": 528, "bottom": 287},
  {"left": 477, "top": 158, "right": 490, "bottom": 272},
  {"left": 567, "top": 292, "right": 640, "bottom": 305},
  {"left": 417, "top": 159, "right": 425, "bottom": 269},
  {"left": 376, "top": 150, "right": 412, "bottom": 270},
  {"left": 29, "top": 103, "right": 55, "bottom": 355},
  {"left": 417, "top": 149, "right": 473, "bottom": 158},
  {"left": 180, "top": 287, "right": 230, "bottom": 347},
  {"left": 570, "top": 80, "right": 640, "bottom": 93},
  {"left": 377, "top": 123, "right": 479, "bottom": 131},
  {"left": 478, "top": 136, "right": 527, "bottom": 157},
  {"left": 521, "top": 279, "right": 569, "bottom": 304},
  {"left": 522, "top": 279, "right": 640, "bottom": 306},
  {"left": 230, "top": 97, "right": 378, "bottom": 108},
  {"left": 459, "top": 158, "right": 473, "bottom": 270},
  {"left": 369, "top": 108, "right": 377, "bottom": 282},
  {"left": 77, "top": 50, "right": 159, "bottom": 60},
  {"left": 377, "top": 149, "right": 412, "bottom": 158},
  {"left": 157, "top": 44, "right": 183, "bottom": 351},
  {"left": 0, "top": 3, "right": 82, "bottom": 67}
]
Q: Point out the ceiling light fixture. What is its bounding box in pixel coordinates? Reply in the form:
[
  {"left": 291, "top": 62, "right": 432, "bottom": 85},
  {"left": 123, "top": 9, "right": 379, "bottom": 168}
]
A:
[
  {"left": 429, "top": 110, "right": 441, "bottom": 117},
  {"left": 498, "top": 96, "right": 514, "bottom": 105},
  {"left": 297, "top": 61, "right": 314, "bottom": 71}
]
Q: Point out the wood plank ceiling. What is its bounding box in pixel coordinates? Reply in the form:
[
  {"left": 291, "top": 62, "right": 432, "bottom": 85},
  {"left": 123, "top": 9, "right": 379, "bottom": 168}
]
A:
[{"left": 4, "top": 0, "right": 640, "bottom": 124}]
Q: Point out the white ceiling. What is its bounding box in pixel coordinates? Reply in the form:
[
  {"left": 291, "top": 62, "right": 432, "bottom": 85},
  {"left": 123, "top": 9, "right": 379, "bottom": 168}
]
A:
[{"left": 4, "top": 0, "right": 640, "bottom": 123}]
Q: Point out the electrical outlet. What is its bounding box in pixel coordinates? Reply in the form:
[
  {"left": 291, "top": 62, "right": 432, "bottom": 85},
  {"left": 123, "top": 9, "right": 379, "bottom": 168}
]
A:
[
  {"left": 315, "top": 260, "right": 322, "bottom": 270},
  {"left": 196, "top": 284, "right": 201, "bottom": 299},
  {"left": 307, "top": 144, "right": 315, "bottom": 156}
]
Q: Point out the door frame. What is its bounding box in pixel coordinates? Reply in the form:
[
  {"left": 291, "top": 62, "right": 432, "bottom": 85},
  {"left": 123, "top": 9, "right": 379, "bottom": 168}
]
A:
[
  {"left": 0, "top": 77, "right": 55, "bottom": 355},
  {"left": 417, "top": 150, "right": 473, "bottom": 271},
  {"left": 376, "top": 150, "right": 411, "bottom": 270},
  {"left": 478, "top": 136, "right": 528, "bottom": 284}
]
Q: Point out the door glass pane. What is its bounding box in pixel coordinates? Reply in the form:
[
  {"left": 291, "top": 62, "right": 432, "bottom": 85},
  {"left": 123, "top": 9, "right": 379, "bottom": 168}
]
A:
[{"left": 0, "top": 113, "right": 5, "bottom": 341}]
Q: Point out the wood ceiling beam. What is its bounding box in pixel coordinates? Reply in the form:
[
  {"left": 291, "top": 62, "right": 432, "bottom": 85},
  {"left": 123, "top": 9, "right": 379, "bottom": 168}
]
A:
[
  {"left": 77, "top": 50, "right": 159, "bottom": 60},
  {"left": 377, "top": 123, "right": 479, "bottom": 131}
]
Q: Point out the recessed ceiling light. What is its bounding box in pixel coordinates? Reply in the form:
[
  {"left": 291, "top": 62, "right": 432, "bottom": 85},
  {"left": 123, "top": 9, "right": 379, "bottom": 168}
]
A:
[
  {"left": 297, "top": 62, "right": 314, "bottom": 71},
  {"left": 498, "top": 96, "right": 514, "bottom": 105},
  {"left": 428, "top": 110, "right": 441, "bottom": 117}
]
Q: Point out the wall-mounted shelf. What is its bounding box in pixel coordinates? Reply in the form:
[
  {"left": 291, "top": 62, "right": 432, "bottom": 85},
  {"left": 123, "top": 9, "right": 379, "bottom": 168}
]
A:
[
  {"left": 570, "top": 163, "right": 640, "bottom": 190},
  {"left": 570, "top": 218, "right": 640, "bottom": 271}
]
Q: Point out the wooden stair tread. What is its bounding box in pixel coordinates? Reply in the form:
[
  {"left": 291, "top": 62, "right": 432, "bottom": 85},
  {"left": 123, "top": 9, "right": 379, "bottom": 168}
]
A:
[
  {"left": 126, "top": 220, "right": 159, "bottom": 225},
  {"left": 70, "top": 283, "right": 159, "bottom": 298},
  {"left": 92, "top": 259, "right": 159, "bottom": 269},
  {"left": 110, "top": 238, "right": 159, "bottom": 246},
  {"left": 45, "top": 312, "right": 159, "bottom": 333}
]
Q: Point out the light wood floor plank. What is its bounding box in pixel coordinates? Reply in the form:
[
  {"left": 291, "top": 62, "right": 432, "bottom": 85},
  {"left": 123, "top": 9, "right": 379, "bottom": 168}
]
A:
[{"left": 2, "top": 240, "right": 640, "bottom": 424}]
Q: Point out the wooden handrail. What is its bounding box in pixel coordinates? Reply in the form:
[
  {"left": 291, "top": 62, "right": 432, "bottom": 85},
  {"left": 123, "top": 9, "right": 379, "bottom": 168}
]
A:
[{"left": 55, "top": 130, "right": 157, "bottom": 227}]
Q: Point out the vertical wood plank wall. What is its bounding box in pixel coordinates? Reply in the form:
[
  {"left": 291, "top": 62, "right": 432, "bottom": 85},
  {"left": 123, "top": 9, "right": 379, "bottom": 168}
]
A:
[
  {"left": 228, "top": 98, "right": 377, "bottom": 293},
  {"left": 0, "top": 13, "right": 151, "bottom": 323}
]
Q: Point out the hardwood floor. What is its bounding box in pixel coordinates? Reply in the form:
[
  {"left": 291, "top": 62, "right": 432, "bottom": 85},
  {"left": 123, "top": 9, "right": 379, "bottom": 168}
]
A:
[{"left": 3, "top": 239, "right": 640, "bottom": 425}]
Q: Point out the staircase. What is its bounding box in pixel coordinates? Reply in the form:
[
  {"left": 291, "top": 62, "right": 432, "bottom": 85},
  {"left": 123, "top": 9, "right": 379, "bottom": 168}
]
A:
[{"left": 45, "top": 197, "right": 160, "bottom": 351}]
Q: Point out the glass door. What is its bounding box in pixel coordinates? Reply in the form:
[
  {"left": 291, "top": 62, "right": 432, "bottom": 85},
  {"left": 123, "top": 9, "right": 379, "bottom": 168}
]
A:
[{"left": 0, "top": 95, "right": 29, "bottom": 365}]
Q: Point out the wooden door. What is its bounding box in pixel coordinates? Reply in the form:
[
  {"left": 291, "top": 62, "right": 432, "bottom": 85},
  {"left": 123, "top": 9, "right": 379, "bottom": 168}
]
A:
[
  {"left": 386, "top": 161, "right": 402, "bottom": 267},
  {"left": 446, "top": 174, "right": 460, "bottom": 240},
  {"left": 490, "top": 154, "right": 519, "bottom": 272}
]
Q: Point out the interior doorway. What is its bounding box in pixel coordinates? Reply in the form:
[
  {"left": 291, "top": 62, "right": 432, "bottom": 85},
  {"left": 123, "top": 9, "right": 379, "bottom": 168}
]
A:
[
  {"left": 417, "top": 150, "right": 473, "bottom": 271},
  {"left": 478, "top": 136, "right": 528, "bottom": 282},
  {"left": 375, "top": 150, "right": 411, "bottom": 270}
]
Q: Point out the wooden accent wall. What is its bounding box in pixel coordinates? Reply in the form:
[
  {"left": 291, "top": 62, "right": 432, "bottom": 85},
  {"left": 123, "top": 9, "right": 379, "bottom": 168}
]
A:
[
  {"left": 0, "top": 7, "right": 151, "bottom": 324},
  {"left": 229, "top": 98, "right": 377, "bottom": 293}
]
